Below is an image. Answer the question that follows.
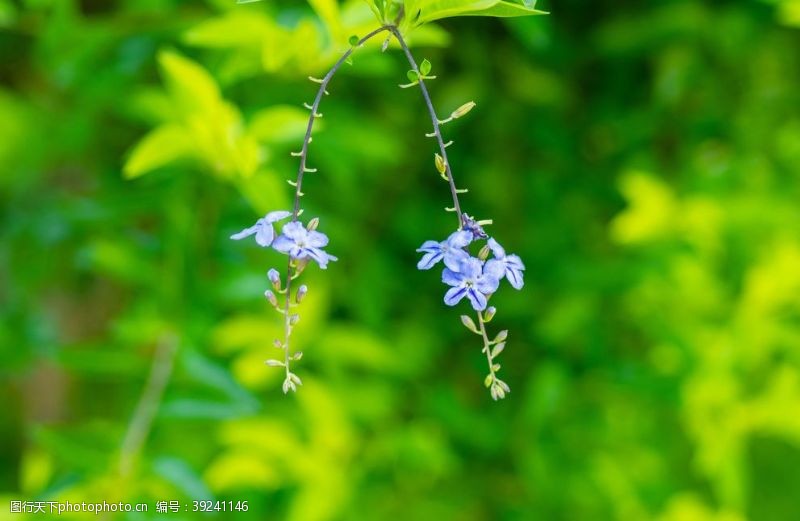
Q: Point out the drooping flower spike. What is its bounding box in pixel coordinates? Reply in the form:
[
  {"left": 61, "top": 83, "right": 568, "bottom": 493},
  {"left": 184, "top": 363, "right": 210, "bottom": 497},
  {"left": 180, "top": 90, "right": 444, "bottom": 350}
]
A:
[{"left": 416, "top": 230, "right": 524, "bottom": 400}]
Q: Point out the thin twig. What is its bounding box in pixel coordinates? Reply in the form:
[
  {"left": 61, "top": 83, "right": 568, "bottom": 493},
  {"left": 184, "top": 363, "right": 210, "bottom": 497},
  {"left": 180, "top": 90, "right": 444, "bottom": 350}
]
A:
[
  {"left": 119, "top": 333, "right": 179, "bottom": 476},
  {"left": 477, "top": 312, "right": 496, "bottom": 382}
]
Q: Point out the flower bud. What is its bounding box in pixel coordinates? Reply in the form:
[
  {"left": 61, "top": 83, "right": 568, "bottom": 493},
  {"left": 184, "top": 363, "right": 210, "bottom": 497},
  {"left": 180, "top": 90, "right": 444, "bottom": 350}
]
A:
[
  {"left": 491, "top": 382, "right": 505, "bottom": 400},
  {"left": 484, "top": 306, "right": 496, "bottom": 322},
  {"left": 296, "top": 284, "right": 308, "bottom": 304},
  {"left": 451, "top": 101, "right": 476, "bottom": 120},
  {"left": 268, "top": 268, "right": 281, "bottom": 290},
  {"left": 264, "top": 289, "right": 278, "bottom": 307},
  {"left": 434, "top": 153, "right": 447, "bottom": 175},
  {"left": 273, "top": 338, "right": 283, "bottom": 348},
  {"left": 289, "top": 314, "right": 300, "bottom": 326},
  {"left": 307, "top": 217, "right": 320, "bottom": 231},
  {"left": 497, "top": 379, "right": 510, "bottom": 393},
  {"left": 460, "top": 315, "right": 479, "bottom": 334},
  {"left": 490, "top": 342, "right": 505, "bottom": 358},
  {"left": 493, "top": 330, "right": 508, "bottom": 344},
  {"left": 265, "top": 359, "right": 284, "bottom": 367},
  {"left": 478, "top": 244, "right": 491, "bottom": 261}
]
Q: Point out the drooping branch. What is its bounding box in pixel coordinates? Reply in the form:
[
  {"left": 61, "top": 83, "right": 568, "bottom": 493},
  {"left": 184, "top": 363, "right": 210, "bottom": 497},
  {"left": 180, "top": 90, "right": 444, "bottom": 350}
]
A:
[
  {"left": 291, "top": 25, "right": 393, "bottom": 219},
  {"left": 388, "top": 25, "right": 464, "bottom": 227},
  {"left": 280, "top": 25, "right": 392, "bottom": 389}
]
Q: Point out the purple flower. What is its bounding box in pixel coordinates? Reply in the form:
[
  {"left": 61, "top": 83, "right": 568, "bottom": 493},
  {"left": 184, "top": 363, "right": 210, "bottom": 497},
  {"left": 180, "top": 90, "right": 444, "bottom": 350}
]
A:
[
  {"left": 484, "top": 238, "right": 525, "bottom": 290},
  {"left": 230, "top": 210, "right": 292, "bottom": 247},
  {"left": 416, "top": 230, "right": 472, "bottom": 271},
  {"left": 442, "top": 257, "right": 500, "bottom": 311},
  {"left": 272, "top": 221, "right": 337, "bottom": 269}
]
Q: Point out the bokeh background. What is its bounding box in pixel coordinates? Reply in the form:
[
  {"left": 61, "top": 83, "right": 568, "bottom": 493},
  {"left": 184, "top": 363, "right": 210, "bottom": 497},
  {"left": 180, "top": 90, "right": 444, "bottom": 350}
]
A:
[{"left": 2, "top": 0, "right": 800, "bottom": 519}]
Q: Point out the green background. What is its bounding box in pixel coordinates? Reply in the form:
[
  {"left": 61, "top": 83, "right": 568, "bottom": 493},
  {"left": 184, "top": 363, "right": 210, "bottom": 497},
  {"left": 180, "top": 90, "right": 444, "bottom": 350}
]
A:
[{"left": 2, "top": 0, "right": 800, "bottom": 519}]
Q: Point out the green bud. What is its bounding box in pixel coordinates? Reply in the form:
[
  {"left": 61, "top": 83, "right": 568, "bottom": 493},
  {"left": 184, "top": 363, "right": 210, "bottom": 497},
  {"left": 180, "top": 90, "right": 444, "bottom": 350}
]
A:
[
  {"left": 460, "top": 315, "right": 479, "bottom": 334},
  {"left": 493, "top": 330, "right": 508, "bottom": 344},
  {"left": 491, "top": 382, "right": 506, "bottom": 400},
  {"left": 478, "top": 244, "right": 491, "bottom": 261},
  {"left": 296, "top": 284, "right": 308, "bottom": 304},
  {"left": 496, "top": 379, "right": 511, "bottom": 393},
  {"left": 451, "top": 101, "right": 476, "bottom": 120},
  {"left": 264, "top": 289, "right": 278, "bottom": 307},
  {"left": 484, "top": 306, "right": 496, "bottom": 322},
  {"left": 265, "top": 359, "right": 284, "bottom": 367},
  {"left": 435, "top": 153, "right": 447, "bottom": 175},
  {"left": 349, "top": 35, "right": 359, "bottom": 47},
  {"left": 484, "top": 373, "right": 493, "bottom": 388},
  {"left": 307, "top": 217, "right": 319, "bottom": 231},
  {"left": 490, "top": 342, "right": 505, "bottom": 358}
]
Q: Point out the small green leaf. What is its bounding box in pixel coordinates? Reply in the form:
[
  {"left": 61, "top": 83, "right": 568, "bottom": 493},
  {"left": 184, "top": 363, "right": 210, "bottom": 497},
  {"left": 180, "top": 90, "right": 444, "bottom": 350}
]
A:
[
  {"left": 420, "top": 58, "right": 432, "bottom": 76},
  {"left": 248, "top": 105, "right": 313, "bottom": 145},
  {"left": 407, "top": 69, "right": 420, "bottom": 82}
]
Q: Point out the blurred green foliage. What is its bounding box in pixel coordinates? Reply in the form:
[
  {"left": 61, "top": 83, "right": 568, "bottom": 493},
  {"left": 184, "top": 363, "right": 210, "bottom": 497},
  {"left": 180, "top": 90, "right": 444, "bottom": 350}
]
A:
[{"left": 2, "top": 0, "right": 800, "bottom": 519}]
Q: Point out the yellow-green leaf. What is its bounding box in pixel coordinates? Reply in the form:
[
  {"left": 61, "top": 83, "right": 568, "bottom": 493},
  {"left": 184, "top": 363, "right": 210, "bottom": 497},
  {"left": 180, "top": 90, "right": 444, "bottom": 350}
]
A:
[
  {"left": 414, "top": 0, "right": 546, "bottom": 25},
  {"left": 124, "top": 124, "right": 193, "bottom": 179},
  {"left": 308, "top": 0, "right": 343, "bottom": 42},
  {"left": 248, "top": 105, "right": 313, "bottom": 145},
  {"left": 158, "top": 49, "right": 221, "bottom": 116}
]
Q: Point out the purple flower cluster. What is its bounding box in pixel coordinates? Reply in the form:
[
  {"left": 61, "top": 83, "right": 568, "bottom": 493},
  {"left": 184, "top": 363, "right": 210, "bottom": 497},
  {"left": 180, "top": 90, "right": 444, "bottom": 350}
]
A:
[
  {"left": 231, "top": 211, "right": 337, "bottom": 269},
  {"left": 417, "top": 230, "right": 524, "bottom": 311}
]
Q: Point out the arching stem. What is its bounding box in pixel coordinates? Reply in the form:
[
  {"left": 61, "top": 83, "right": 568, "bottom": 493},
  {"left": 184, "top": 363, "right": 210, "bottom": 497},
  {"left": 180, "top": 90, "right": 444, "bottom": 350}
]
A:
[
  {"left": 291, "top": 25, "right": 393, "bottom": 219},
  {"left": 388, "top": 25, "right": 464, "bottom": 227},
  {"left": 282, "top": 25, "right": 392, "bottom": 386}
]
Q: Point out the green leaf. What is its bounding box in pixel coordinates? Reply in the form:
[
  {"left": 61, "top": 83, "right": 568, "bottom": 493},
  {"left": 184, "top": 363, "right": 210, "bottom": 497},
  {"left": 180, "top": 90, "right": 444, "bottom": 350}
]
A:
[
  {"left": 160, "top": 398, "right": 256, "bottom": 420},
  {"left": 308, "top": 0, "right": 343, "bottom": 41},
  {"left": 182, "top": 11, "right": 270, "bottom": 49},
  {"left": 420, "top": 58, "right": 432, "bottom": 76},
  {"left": 234, "top": 171, "right": 290, "bottom": 215},
  {"left": 407, "top": 69, "right": 420, "bottom": 82},
  {"left": 248, "top": 105, "right": 313, "bottom": 145},
  {"left": 413, "top": 0, "right": 546, "bottom": 25},
  {"left": 153, "top": 457, "right": 214, "bottom": 501},
  {"left": 124, "top": 124, "right": 193, "bottom": 179},
  {"left": 158, "top": 49, "right": 221, "bottom": 116}
]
